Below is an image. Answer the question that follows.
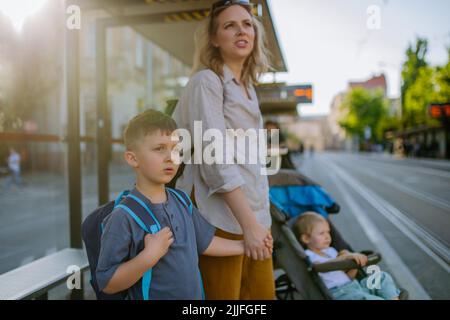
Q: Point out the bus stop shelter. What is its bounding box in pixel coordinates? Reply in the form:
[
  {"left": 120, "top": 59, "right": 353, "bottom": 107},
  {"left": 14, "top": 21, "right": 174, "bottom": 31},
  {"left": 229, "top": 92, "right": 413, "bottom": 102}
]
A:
[
  {"left": 0, "top": 0, "right": 287, "bottom": 299},
  {"left": 65, "top": 0, "right": 286, "bottom": 250}
]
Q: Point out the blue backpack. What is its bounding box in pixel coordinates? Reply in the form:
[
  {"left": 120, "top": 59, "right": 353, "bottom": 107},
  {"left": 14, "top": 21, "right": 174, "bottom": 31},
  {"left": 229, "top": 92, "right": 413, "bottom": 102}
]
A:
[{"left": 81, "top": 187, "right": 197, "bottom": 300}]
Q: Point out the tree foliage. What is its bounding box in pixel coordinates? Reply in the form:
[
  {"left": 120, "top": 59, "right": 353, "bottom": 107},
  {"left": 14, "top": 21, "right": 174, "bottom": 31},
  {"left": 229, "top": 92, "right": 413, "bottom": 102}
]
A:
[
  {"left": 401, "top": 38, "right": 450, "bottom": 128},
  {"left": 339, "top": 87, "right": 388, "bottom": 144}
]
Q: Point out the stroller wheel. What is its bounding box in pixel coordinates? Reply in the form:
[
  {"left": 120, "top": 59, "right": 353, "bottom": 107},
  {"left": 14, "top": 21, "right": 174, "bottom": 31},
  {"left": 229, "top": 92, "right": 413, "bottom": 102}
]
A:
[
  {"left": 399, "top": 288, "right": 409, "bottom": 300},
  {"left": 275, "top": 273, "right": 297, "bottom": 300}
]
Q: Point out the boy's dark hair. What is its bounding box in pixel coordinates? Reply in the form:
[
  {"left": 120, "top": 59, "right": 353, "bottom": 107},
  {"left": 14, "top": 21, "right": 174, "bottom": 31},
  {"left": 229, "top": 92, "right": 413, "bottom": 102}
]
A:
[{"left": 123, "top": 109, "right": 178, "bottom": 151}]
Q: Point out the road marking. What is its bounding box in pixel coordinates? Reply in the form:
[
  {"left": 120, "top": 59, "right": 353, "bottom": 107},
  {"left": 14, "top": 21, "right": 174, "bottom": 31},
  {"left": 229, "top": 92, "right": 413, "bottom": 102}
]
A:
[
  {"left": 324, "top": 158, "right": 450, "bottom": 273},
  {"left": 406, "top": 159, "right": 450, "bottom": 170},
  {"left": 334, "top": 157, "right": 450, "bottom": 212},
  {"left": 351, "top": 154, "right": 450, "bottom": 179},
  {"left": 323, "top": 164, "right": 432, "bottom": 300},
  {"left": 361, "top": 153, "right": 450, "bottom": 171}
]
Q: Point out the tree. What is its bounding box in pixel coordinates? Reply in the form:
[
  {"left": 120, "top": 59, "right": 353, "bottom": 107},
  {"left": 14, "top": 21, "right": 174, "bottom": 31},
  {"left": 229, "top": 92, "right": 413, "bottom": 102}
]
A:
[
  {"left": 403, "top": 65, "right": 435, "bottom": 126},
  {"left": 433, "top": 46, "right": 450, "bottom": 103},
  {"left": 401, "top": 37, "right": 429, "bottom": 128},
  {"left": 339, "top": 87, "right": 388, "bottom": 148},
  {"left": 402, "top": 45, "right": 450, "bottom": 128}
]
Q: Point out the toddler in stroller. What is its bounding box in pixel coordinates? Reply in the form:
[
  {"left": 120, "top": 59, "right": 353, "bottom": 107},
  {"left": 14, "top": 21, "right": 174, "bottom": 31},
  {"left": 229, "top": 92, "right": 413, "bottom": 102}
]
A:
[
  {"left": 294, "top": 212, "right": 402, "bottom": 300},
  {"left": 268, "top": 169, "right": 408, "bottom": 300}
]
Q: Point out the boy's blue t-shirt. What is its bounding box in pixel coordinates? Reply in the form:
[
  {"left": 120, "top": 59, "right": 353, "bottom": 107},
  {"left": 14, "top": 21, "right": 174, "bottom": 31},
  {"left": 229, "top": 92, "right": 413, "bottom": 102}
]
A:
[{"left": 96, "top": 188, "right": 216, "bottom": 300}]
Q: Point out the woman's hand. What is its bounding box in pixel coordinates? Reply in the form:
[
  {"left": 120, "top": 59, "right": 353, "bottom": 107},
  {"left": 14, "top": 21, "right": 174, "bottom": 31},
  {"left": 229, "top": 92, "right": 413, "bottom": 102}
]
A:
[
  {"left": 264, "top": 234, "right": 273, "bottom": 254},
  {"left": 243, "top": 222, "right": 271, "bottom": 261},
  {"left": 220, "top": 188, "right": 272, "bottom": 261}
]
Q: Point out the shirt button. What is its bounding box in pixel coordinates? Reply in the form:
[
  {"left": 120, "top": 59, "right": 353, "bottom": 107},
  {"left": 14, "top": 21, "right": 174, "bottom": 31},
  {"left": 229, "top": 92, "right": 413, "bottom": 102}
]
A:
[
  {"left": 171, "top": 214, "right": 174, "bottom": 219},
  {"left": 175, "top": 226, "right": 179, "bottom": 232}
]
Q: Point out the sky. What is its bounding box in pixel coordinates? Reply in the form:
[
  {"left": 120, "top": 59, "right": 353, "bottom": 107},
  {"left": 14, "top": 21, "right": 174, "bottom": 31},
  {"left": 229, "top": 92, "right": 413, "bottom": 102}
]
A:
[
  {"left": 0, "top": 0, "right": 448, "bottom": 118},
  {"left": 264, "top": 0, "right": 450, "bottom": 117}
]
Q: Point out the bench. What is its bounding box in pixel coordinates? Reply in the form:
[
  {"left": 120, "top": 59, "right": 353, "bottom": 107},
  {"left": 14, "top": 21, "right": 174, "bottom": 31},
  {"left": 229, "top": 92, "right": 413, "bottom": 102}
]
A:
[{"left": 0, "top": 248, "right": 89, "bottom": 300}]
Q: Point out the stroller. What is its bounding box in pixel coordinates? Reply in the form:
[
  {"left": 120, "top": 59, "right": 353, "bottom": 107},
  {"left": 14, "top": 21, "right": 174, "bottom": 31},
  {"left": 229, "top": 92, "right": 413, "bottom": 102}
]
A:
[{"left": 268, "top": 169, "right": 401, "bottom": 300}]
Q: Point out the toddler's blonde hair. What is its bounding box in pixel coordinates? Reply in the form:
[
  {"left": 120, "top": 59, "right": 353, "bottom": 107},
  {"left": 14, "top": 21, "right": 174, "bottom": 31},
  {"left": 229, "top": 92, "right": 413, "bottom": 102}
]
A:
[{"left": 293, "top": 212, "right": 328, "bottom": 245}]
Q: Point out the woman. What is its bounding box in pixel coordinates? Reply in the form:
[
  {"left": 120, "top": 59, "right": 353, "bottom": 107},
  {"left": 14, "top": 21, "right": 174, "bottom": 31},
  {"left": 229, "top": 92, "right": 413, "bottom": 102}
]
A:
[{"left": 172, "top": 0, "right": 274, "bottom": 299}]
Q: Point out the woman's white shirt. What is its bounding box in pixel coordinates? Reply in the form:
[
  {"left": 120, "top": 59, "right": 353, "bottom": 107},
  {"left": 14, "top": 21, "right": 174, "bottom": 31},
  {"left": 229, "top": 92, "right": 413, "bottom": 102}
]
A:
[{"left": 172, "top": 64, "right": 271, "bottom": 234}]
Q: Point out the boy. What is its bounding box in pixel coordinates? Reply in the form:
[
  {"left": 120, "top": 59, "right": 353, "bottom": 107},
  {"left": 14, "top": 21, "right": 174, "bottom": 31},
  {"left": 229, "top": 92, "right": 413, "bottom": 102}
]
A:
[
  {"left": 96, "top": 110, "right": 272, "bottom": 300},
  {"left": 293, "top": 212, "right": 401, "bottom": 300}
]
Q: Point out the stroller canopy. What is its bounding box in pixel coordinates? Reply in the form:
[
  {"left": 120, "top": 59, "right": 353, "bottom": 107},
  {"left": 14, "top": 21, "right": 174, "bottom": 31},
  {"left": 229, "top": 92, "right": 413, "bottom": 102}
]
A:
[{"left": 269, "top": 169, "right": 336, "bottom": 218}]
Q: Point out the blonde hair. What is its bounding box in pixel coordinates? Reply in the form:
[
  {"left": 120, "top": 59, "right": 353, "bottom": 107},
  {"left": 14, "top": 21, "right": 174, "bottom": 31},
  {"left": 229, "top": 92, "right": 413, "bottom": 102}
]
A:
[
  {"left": 293, "top": 212, "right": 328, "bottom": 245},
  {"left": 192, "top": 4, "right": 272, "bottom": 87}
]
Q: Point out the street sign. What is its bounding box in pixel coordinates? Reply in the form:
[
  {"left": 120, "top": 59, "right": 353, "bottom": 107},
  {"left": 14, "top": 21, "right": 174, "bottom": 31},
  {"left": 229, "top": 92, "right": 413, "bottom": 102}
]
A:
[
  {"left": 429, "top": 103, "right": 450, "bottom": 119},
  {"left": 285, "top": 85, "right": 313, "bottom": 103},
  {"left": 256, "top": 84, "right": 313, "bottom": 104}
]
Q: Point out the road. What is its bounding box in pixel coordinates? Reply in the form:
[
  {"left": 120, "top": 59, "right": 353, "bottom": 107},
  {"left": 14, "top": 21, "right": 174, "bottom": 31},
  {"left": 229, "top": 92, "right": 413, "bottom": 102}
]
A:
[{"left": 293, "top": 151, "right": 450, "bottom": 299}]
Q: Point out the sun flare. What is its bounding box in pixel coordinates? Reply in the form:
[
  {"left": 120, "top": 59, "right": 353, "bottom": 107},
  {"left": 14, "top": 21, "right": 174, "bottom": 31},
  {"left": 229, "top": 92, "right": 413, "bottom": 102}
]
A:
[{"left": 0, "top": 0, "right": 48, "bottom": 31}]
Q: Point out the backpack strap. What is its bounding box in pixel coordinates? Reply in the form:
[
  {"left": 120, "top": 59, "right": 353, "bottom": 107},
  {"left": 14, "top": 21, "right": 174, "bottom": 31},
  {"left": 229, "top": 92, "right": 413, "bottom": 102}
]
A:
[
  {"left": 115, "top": 194, "right": 162, "bottom": 300},
  {"left": 126, "top": 194, "right": 162, "bottom": 231},
  {"left": 111, "top": 189, "right": 194, "bottom": 300},
  {"left": 167, "top": 187, "right": 193, "bottom": 214},
  {"left": 114, "top": 190, "right": 130, "bottom": 207},
  {"left": 118, "top": 196, "right": 161, "bottom": 234},
  {"left": 101, "top": 191, "right": 131, "bottom": 234},
  {"left": 115, "top": 204, "right": 150, "bottom": 233}
]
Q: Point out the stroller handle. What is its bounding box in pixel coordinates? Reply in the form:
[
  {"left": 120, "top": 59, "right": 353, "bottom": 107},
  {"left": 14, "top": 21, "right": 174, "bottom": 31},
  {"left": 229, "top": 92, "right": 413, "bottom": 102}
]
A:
[{"left": 312, "top": 252, "right": 382, "bottom": 273}]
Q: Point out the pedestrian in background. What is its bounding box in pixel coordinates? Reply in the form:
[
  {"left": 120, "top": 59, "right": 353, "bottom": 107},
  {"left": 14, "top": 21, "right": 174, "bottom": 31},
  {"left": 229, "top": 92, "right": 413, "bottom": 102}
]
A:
[{"left": 5, "top": 147, "right": 22, "bottom": 190}]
